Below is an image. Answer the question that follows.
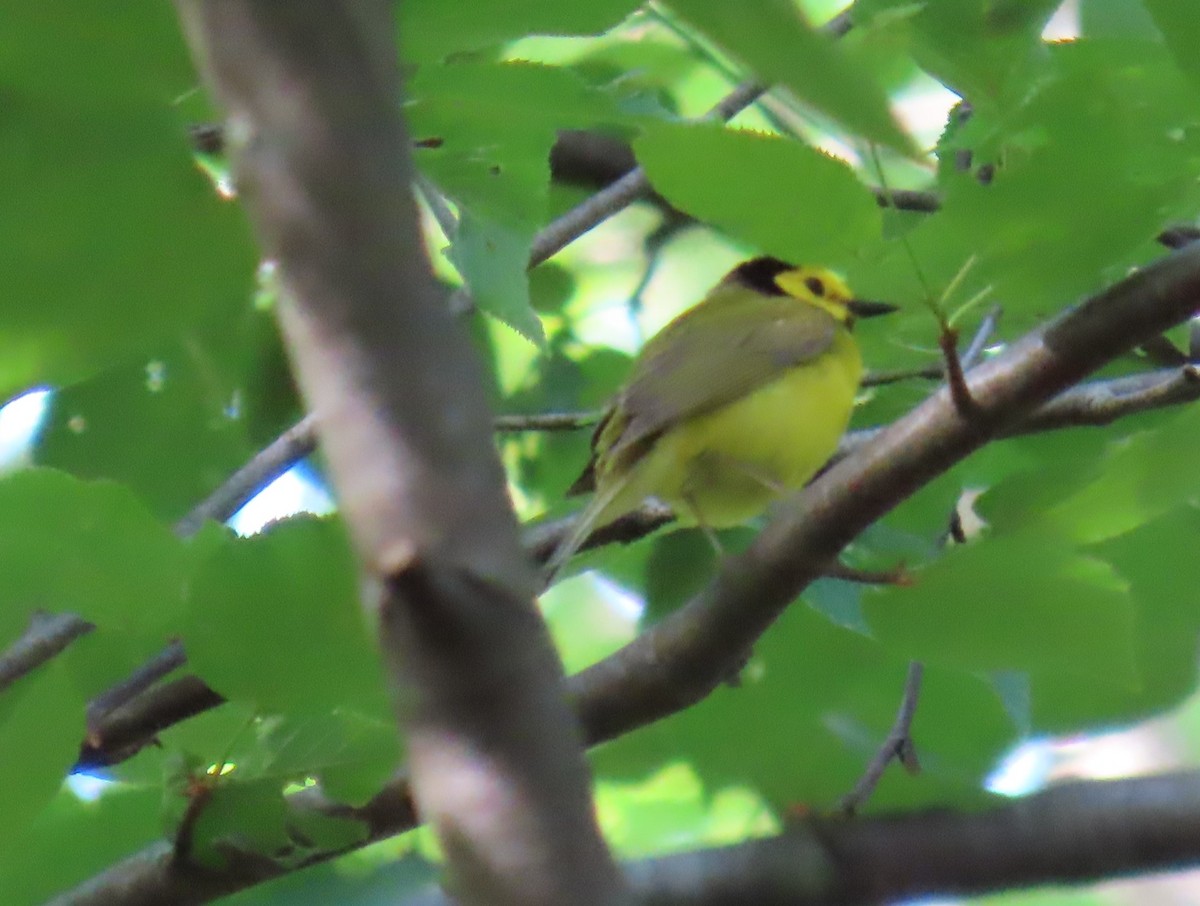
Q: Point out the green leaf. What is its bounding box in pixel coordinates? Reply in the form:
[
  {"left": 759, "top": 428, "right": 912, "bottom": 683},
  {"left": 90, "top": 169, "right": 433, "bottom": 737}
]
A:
[
  {"left": 258, "top": 712, "right": 400, "bottom": 807},
  {"left": 665, "top": 0, "right": 914, "bottom": 154},
  {"left": 173, "top": 710, "right": 398, "bottom": 797},
  {"left": 634, "top": 123, "right": 882, "bottom": 266},
  {"left": 159, "top": 708, "right": 397, "bottom": 862},
  {"left": 400, "top": 0, "right": 641, "bottom": 64},
  {"left": 1143, "top": 0, "right": 1200, "bottom": 89},
  {"left": 187, "top": 777, "right": 291, "bottom": 870},
  {"left": 981, "top": 402, "right": 1200, "bottom": 547},
  {"left": 0, "top": 785, "right": 163, "bottom": 904},
  {"left": 183, "top": 517, "right": 391, "bottom": 718},
  {"left": 597, "top": 764, "right": 777, "bottom": 858},
  {"left": 0, "top": 663, "right": 87, "bottom": 852},
  {"left": 287, "top": 807, "right": 369, "bottom": 853},
  {"left": 1042, "top": 403, "right": 1200, "bottom": 545},
  {"left": 36, "top": 337, "right": 257, "bottom": 523},
  {"left": 410, "top": 62, "right": 636, "bottom": 342},
  {"left": 857, "top": 0, "right": 1059, "bottom": 108},
  {"left": 863, "top": 528, "right": 1138, "bottom": 685},
  {"left": 450, "top": 212, "right": 544, "bottom": 343},
  {"left": 594, "top": 603, "right": 1011, "bottom": 812},
  {"left": 1029, "top": 507, "right": 1200, "bottom": 731},
  {"left": 1081, "top": 0, "right": 1161, "bottom": 40},
  {"left": 853, "top": 39, "right": 1200, "bottom": 331},
  {"left": 643, "top": 529, "right": 721, "bottom": 624},
  {"left": 0, "top": 4, "right": 256, "bottom": 396},
  {"left": 0, "top": 470, "right": 190, "bottom": 654}
]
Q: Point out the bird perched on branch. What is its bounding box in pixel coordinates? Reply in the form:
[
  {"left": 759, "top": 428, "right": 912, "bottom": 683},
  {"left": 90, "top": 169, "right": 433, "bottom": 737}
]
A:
[{"left": 544, "top": 256, "right": 896, "bottom": 581}]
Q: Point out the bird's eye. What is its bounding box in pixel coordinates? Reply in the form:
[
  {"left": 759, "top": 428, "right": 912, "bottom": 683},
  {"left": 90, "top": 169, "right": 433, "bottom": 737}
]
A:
[{"left": 804, "top": 276, "right": 825, "bottom": 297}]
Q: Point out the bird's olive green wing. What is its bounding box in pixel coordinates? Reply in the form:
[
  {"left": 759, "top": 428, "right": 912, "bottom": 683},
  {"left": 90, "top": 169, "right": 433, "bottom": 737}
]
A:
[{"left": 607, "top": 289, "right": 840, "bottom": 463}]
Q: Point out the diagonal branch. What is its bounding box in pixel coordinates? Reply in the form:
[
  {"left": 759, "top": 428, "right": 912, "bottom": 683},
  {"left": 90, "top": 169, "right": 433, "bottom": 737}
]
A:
[
  {"left": 570, "top": 242, "right": 1200, "bottom": 745},
  {"left": 174, "top": 413, "right": 317, "bottom": 537},
  {"left": 0, "top": 612, "right": 93, "bottom": 693}
]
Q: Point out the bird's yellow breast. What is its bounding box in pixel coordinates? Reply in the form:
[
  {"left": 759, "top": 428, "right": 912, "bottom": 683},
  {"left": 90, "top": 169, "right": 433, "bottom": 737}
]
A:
[{"left": 617, "top": 328, "right": 863, "bottom": 527}]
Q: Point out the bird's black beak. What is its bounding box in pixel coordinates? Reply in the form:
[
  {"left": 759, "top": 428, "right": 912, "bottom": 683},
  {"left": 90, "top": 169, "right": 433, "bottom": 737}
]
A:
[{"left": 846, "top": 299, "right": 899, "bottom": 318}]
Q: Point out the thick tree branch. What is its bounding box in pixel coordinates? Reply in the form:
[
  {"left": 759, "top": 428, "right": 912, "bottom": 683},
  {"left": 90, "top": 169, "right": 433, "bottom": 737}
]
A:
[
  {"left": 624, "top": 772, "right": 1200, "bottom": 905},
  {"left": 174, "top": 4, "right": 623, "bottom": 906},
  {"left": 570, "top": 243, "right": 1200, "bottom": 745},
  {"left": 53, "top": 769, "right": 1200, "bottom": 906}
]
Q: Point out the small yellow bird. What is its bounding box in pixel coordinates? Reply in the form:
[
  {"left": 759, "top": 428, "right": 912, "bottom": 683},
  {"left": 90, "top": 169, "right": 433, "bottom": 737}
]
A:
[{"left": 545, "top": 256, "right": 896, "bottom": 580}]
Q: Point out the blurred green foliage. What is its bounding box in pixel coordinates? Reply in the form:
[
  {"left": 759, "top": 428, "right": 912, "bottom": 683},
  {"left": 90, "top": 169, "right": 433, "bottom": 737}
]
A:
[{"left": 4, "top": 0, "right": 1200, "bottom": 903}]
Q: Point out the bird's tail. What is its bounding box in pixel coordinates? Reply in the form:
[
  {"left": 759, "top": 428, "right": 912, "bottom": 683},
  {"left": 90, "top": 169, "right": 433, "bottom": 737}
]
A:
[{"left": 541, "top": 469, "right": 636, "bottom": 589}]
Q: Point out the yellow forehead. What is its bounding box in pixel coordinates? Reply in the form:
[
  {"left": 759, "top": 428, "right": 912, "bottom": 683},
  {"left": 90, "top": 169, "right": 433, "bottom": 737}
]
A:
[{"left": 774, "top": 267, "right": 852, "bottom": 301}]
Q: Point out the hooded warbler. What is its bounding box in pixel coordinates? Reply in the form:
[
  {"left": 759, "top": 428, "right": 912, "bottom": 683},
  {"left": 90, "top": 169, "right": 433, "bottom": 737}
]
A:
[{"left": 546, "top": 256, "right": 895, "bottom": 580}]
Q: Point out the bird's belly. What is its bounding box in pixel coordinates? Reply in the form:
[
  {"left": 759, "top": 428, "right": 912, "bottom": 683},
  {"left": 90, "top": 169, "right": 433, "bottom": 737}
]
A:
[{"left": 648, "top": 345, "right": 860, "bottom": 527}]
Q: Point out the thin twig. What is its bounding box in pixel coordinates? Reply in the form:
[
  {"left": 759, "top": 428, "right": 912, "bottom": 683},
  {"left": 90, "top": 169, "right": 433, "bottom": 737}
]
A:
[
  {"left": 524, "top": 502, "right": 677, "bottom": 567},
  {"left": 86, "top": 640, "right": 187, "bottom": 728},
  {"left": 415, "top": 173, "right": 459, "bottom": 242},
  {"left": 1158, "top": 225, "right": 1200, "bottom": 249},
  {"left": 177, "top": 407, "right": 598, "bottom": 538},
  {"left": 940, "top": 327, "right": 980, "bottom": 416},
  {"left": 873, "top": 186, "right": 941, "bottom": 212},
  {"left": 862, "top": 364, "right": 944, "bottom": 386},
  {"left": 842, "top": 366, "right": 1200, "bottom": 462},
  {"left": 528, "top": 83, "right": 764, "bottom": 268},
  {"left": 821, "top": 560, "right": 912, "bottom": 585},
  {"left": 862, "top": 306, "right": 1001, "bottom": 387},
  {"left": 175, "top": 413, "right": 318, "bottom": 537},
  {"left": 78, "top": 674, "right": 225, "bottom": 770},
  {"left": 823, "top": 7, "right": 855, "bottom": 39},
  {"left": 493, "top": 410, "right": 601, "bottom": 432},
  {"left": 1015, "top": 365, "right": 1200, "bottom": 433},
  {"left": 0, "top": 612, "right": 93, "bottom": 693},
  {"left": 451, "top": 165, "right": 652, "bottom": 315},
  {"left": 838, "top": 661, "right": 925, "bottom": 815},
  {"left": 961, "top": 305, "right": 1001, "bottom": 368}
]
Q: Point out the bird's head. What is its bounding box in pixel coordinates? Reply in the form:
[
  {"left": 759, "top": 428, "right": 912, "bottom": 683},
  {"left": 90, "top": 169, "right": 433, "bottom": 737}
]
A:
[{"left": 725, "top": 256, "right": 898, "bottom": 325}]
